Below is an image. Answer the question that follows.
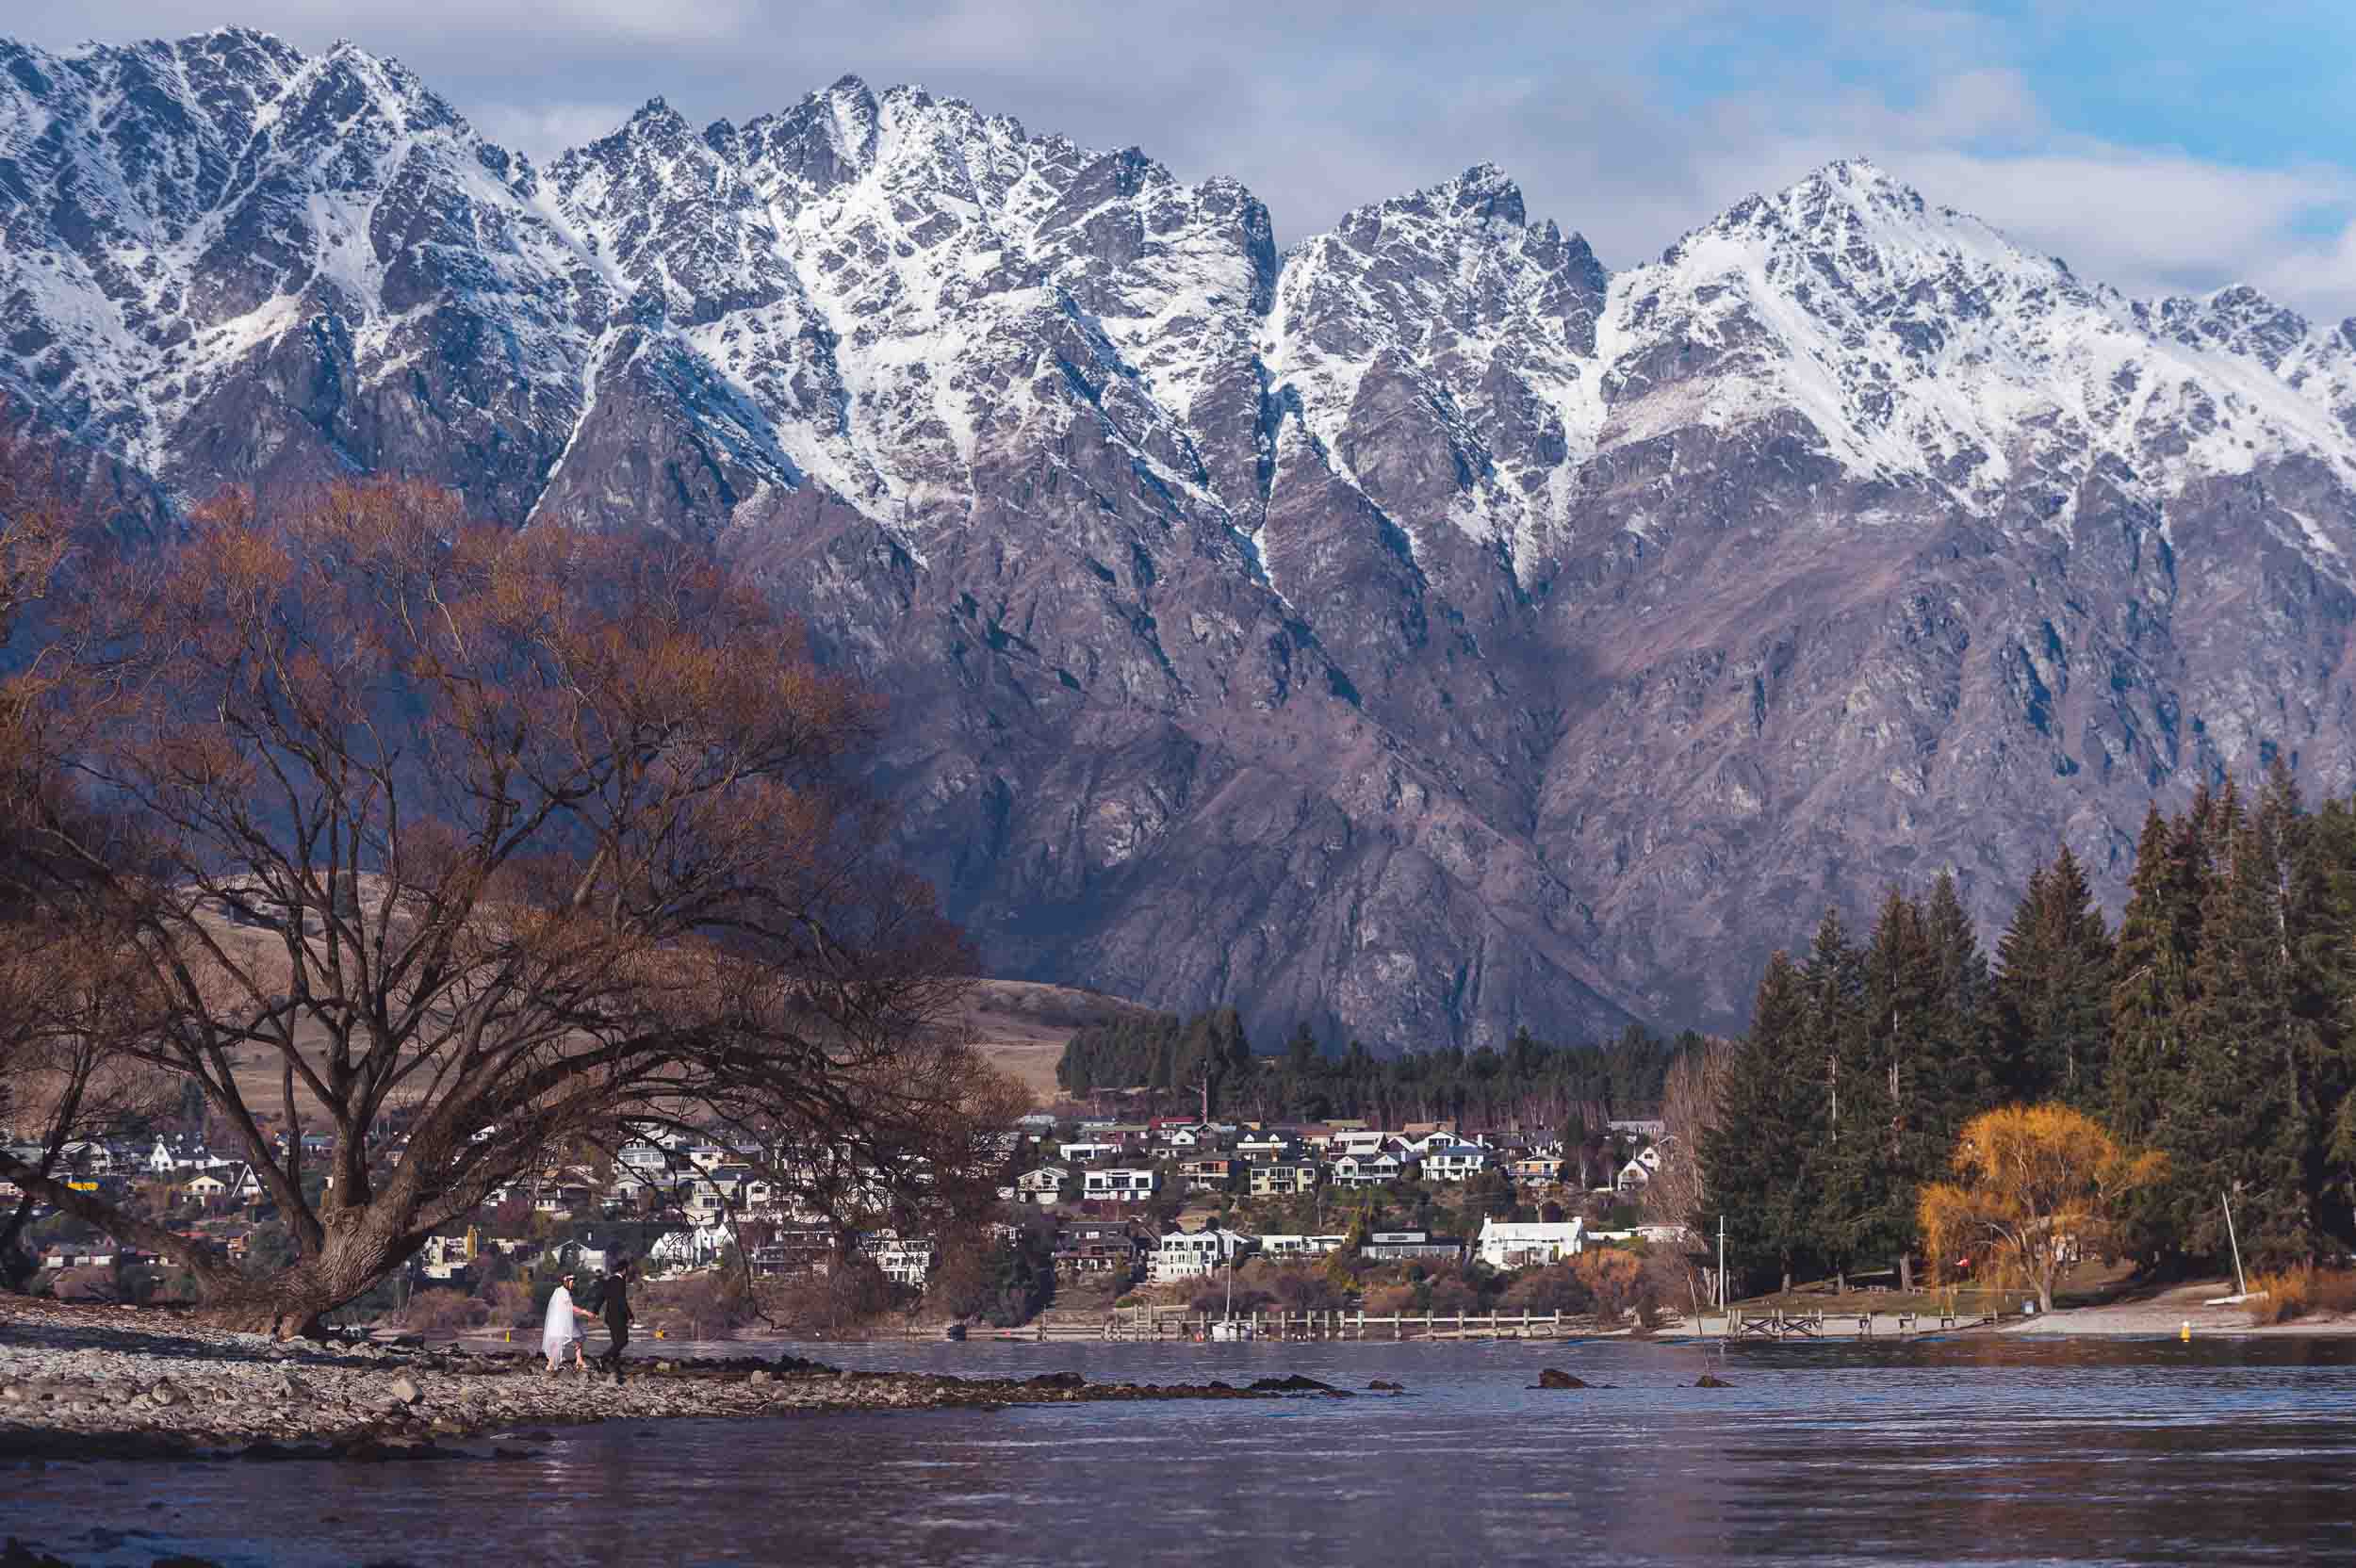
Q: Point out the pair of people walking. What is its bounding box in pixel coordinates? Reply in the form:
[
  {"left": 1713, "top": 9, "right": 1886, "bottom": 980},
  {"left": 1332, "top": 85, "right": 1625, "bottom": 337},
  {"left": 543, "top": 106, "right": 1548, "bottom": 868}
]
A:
[{"left": 541, "top": 1258, "right": 635, "bottom": 1381}]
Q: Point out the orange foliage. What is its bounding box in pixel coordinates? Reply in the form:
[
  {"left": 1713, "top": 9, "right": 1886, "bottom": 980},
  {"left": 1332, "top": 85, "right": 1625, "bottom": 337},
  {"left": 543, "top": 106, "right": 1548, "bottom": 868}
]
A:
[
  {"left": 1918, "top": 1103, "right": 2162, "bottom": 1312},
  {"left": 1572, "top": 1248, "right": 1644, "bottom": 1322}
]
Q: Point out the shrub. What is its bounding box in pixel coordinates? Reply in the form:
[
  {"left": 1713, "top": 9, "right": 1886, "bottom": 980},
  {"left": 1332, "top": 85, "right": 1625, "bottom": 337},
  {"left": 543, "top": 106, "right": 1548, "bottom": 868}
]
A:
[
  {"left": 487, "top": 1278, "right": 538, "bottom": 1327},
  {"left": 1572, "top": 1249, "right": 1644, "bottom": 1323},
  {"left": 400, "top": 1286, "right": 488, "bottom": 1335},
  {"left": 2247, "top": 1267, "right": 2356, "bottom": 1325},
  {"left": 1498, "top": 1263, "right": 1594, "bottom": 1316}
]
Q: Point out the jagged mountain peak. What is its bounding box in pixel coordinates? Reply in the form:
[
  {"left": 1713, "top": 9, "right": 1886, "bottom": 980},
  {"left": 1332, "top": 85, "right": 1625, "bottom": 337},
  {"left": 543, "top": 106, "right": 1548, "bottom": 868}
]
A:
[{"left": 9, "top": 32, "right": 2356, "bottom": 1052}]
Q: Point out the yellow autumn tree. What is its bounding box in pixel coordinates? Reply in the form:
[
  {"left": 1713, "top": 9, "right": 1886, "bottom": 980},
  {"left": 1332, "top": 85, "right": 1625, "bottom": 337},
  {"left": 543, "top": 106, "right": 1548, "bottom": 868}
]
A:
[{"left": 1919, "top": 1104, "right": 2164, "bottom": 1313}]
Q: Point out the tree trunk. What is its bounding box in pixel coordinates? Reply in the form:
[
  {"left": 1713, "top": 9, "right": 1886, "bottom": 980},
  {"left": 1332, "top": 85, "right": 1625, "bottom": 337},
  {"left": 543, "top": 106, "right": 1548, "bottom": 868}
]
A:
[
  {"left": 1899, "top": 1253, "right": 1913, "bottom": 1293},
  {"left": 191, "top": 1215, "right": 415, "bottom": 1339}
]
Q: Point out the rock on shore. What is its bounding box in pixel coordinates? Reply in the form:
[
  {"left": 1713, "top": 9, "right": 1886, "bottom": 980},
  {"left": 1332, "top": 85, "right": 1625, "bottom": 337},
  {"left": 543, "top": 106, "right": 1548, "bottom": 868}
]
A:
[{"left": 0, "top": 1300, "right": 1296, "bottom": 1463}]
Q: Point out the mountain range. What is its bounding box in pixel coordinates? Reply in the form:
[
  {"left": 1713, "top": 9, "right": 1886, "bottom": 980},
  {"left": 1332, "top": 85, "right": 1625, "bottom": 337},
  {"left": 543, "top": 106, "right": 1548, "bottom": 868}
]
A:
[{"left": 7, "top": 28, "right": 2356, "bottom": 1051}]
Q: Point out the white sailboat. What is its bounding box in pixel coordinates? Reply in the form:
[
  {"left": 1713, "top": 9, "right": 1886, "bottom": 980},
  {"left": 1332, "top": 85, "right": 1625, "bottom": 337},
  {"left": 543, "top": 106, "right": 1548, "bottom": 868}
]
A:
[{"left": 1208, "top": 1247, "right": 1254, "bottom": 1341}]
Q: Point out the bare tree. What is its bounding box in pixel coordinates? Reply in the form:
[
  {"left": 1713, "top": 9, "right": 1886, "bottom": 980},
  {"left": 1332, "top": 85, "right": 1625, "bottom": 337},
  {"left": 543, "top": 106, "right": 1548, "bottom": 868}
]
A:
[
  {"left": 0, "top": 442, "right": 165, "bottom": 1274},
  {"left": 1646, "top": 1039, "right": 1727, "bottom": 1226},
  {"left": 0, "top": 480, "right": 992, "bottom": 1334}
]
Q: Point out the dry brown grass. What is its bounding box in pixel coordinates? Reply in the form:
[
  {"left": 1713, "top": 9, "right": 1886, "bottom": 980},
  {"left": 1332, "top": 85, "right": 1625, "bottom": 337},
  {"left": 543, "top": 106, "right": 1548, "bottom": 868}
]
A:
[
  {"left": 955, "top": 979, "right": 1154, "bottom": 1106},
  {"left": 2246, "top": 1267, "right": 2356, "bottom": 1325}
]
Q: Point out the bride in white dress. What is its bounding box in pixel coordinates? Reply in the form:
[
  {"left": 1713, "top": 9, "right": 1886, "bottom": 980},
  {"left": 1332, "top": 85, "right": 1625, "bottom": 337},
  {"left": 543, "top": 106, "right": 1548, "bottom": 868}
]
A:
[{"left": 543, "top": 1271, "right": 594, "bottom": 1373}]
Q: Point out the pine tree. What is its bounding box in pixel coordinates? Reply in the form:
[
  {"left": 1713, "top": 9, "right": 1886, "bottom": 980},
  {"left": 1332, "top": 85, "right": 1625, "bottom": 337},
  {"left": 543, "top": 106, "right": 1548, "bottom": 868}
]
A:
[
  {"left": 1824, "top": 889, "right": 1940, "bottom": 1286},
  {"left": 1698, "top": 952, "right": 1822, "bottom": 1293},
  {"left": 2108, "top": 803, "right": 2210, "bottom": 1267},
  {"left": 2176, "top": 809, "right": 2316, "bottom": 1266},
  {"left": 1798, "top": 907, "right": 1865, "bottom": 1285},
  {"left": 2301, "top": 799, "right": 2356, "bottom": 1238},
  {"left": 1990, "top": 845, "right": 2115, "bottom": 1104},
  {"left": 1923, "top": 870, "right": 2001, "bottom": 1121}
]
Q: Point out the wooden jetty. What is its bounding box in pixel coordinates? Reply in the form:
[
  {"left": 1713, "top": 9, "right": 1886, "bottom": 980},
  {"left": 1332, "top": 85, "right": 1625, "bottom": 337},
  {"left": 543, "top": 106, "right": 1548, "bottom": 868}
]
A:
[
  {"left": 1685, "top": 1307, "right": 2001, "bottom": 1340},
  {"left": 909, "top": 1307, "right": 1587, "bottom": 1342}
]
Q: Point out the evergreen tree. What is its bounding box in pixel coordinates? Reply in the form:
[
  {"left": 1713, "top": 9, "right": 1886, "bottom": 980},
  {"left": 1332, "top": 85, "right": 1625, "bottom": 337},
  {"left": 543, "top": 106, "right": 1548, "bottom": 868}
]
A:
[
  {"left": 1819, "top": 890, "right": 1934, "bottom": 1284},
  {"left": 2302, "top": 800, "right": 2356, "bottom": 1237},
  {"left": 1798, "top": 906, "right": 1865, "bottom": 1282},
  {"left": 2107, "top": 803, "right": 2208, "bottom": 1267},
  {"left": 1698, "top": 952, "right": 1821, "bottom": 1293},
  {"left": 2270, "top": 763, "right": 2356, "bottom": 1246},
  {"left": 1990, "top": 845, "right": 2115, "bottom": 1103},
  {"left": 2176, "top": 809, "right": 2316, "bottom": 1266},
  {"left": 1923, "top": 870, "right": 2001, "bottom": 1119}
]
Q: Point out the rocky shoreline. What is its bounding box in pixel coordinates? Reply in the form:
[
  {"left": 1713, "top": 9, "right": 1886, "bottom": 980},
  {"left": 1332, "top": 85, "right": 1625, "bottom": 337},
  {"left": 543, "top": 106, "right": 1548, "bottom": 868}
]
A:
[{"left": 0, "top": 1300, "right": 1353, "bottom": 1466}]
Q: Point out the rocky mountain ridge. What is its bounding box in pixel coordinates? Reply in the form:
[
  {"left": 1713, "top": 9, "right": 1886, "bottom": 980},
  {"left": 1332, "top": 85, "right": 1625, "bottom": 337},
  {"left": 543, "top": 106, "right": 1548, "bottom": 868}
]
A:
[{"left": 7, "top": 28, "right": 2356, "bottom": 1048}]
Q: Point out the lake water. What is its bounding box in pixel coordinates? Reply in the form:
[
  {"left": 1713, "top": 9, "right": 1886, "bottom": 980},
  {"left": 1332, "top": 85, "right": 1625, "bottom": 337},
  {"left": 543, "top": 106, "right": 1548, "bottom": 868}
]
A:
[{"left": 7, "top": 1336, "right": 2354, "bottom": 1566}]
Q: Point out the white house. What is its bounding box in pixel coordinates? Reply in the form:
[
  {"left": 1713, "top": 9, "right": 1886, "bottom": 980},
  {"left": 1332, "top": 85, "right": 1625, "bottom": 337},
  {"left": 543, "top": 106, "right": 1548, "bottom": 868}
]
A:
[
  {"left": 646, "top": 1222, "right": 735, "bottom": 1270},
  {"left": 1615, "top": 1147, "right": 1663, "bottom": 1195},
  {"left": 1476, "top": 1217, "right": 1586, "bottom": 1270},
  {"left": 183, "top": 1164, "right": 261, "bottom": 1204},
  {"left": 1015, "top": 1168, "right": 1072, "bottom": 1205},
  {"left": 1235, "top": 1133, "right": 1299, "bottom": 1165},
  {"left": 1421, "top": 1145, "right": 1495, "bottom": 1183},
  {"left": 1360, "top": 1229, "right": 1464, "bottom": 1263},
  {"left": 1147, "top": 1228, "right": 1255, "bottom": 1283},
  {"left": 1082, "top": 1168, "right": 1159, "bottom": 1204},
  {"left": 1331, "top": 1130, "right": 1394, "bottom": 1157},
  {"left": 1060, "top": 1141, "right": 1122, "bottom": 1166},
  {"left": 1330, "top": 1152, "right": 1408, "bottom": 1188},
  {"left": 1256, "top": 1233, "right": 1347, "bottom": 1260},
  {"left": 875, "top": 1236, "right": 937, "bottom": 1287},
  {"left": 420, "top": 1233, "right": 474, "bottom": 1280},
  {"left": 617, "top": 1139, "right": 674, "bottom": 1174}
]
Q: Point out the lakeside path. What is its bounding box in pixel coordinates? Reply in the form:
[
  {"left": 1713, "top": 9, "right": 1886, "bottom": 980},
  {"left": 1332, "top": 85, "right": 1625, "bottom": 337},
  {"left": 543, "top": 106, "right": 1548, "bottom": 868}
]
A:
[
  {"left": 0, "top": 1299, "right": 1330, "bottom": 1463},
  {"left": 2003, "top": 1279, "right": 2356, "bottom": 1337}
]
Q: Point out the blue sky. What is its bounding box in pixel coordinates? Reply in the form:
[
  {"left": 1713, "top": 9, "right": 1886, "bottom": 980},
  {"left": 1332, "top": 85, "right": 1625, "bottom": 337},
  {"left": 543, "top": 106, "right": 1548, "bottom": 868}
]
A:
[{"left": 18, "top": 1, "right": 2356, "bottom": 318}]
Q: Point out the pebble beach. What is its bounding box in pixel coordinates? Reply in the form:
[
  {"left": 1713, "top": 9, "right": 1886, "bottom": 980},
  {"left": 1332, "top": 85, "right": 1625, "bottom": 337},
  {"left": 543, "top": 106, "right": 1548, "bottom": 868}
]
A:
[{"left": 0, "top": 1298, "right": 1333, "bottom": 1466}]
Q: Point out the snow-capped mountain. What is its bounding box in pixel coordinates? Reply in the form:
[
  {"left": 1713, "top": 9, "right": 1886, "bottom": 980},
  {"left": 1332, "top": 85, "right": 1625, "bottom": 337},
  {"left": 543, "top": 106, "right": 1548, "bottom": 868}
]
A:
[{"left": 8, "top": 29, "right": 2356, "bottom": 1046}]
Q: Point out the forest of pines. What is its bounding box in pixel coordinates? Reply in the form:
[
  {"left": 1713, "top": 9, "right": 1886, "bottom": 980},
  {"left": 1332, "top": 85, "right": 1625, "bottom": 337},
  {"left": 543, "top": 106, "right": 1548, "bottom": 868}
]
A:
[
  {"left": 1063, "top": 760, "right": 2356, "bottom": 1296},
  {"left": 1710, "top": 760, "right": 2356, "bottom": 1294}
]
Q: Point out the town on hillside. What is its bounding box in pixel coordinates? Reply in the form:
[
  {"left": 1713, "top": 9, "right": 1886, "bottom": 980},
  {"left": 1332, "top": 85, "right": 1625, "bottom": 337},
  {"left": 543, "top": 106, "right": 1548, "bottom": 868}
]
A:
[{"left": 2, "top": 1106, "right": 1698, "bottom": 1337}]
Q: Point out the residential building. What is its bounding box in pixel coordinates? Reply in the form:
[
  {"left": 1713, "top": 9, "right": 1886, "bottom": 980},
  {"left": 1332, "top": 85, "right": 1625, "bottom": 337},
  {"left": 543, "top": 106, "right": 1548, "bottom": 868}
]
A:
[
  {"left": 1052, "top": 1223, "right": 1143, "bottom": 1279},
  {"left": 1248, "top": 1161, "right": 1320, "bottom": 1200},
  {"left": 1358, "top": 1229, "right": 1464, "bottom": 1263},
  {"left": 420, "top": 1233, "right": 475, "bottom": 1280},
  {"left": 1476, "top": 1217, "right": 1586, "bottom": 1269},
  {"left": 1178, "top": 1156, "right": 1235, "bottom": 1194},
  {"left": 1615, "top": 1147, "right": 1662, "bottom": 1196},
  {"left": 1235, "top": 1133, "right": 1300, "bottom": 1165},
  {"left": 875, "top": 1236, "right": 937, "bottom": 1288},
  {"left": 1059, "top": 1141, "right": 1121, "bottom": 1166},
  {"left": 1015, "top": 1168, "right": 1072, "bottom": 1205},
  {"left": 1330, "top": 1152, "right": 1409, "bottom": 1188},
  {"left": 1420, "top": 1145, "right": 1495, "bottom": 1183},
  {"left": 1147, "top": 1228, "right": 1257, "bottom": 1284},
  {"left": 1255, "top": 1233, "right": 1346, "bottom": 1260},
  {"left": 1510, "top": 1155, "right": 1562, "bottom": 1187},
  {"left": 1082, "top": 1168, "right": 1158, "bottom": 1205}
]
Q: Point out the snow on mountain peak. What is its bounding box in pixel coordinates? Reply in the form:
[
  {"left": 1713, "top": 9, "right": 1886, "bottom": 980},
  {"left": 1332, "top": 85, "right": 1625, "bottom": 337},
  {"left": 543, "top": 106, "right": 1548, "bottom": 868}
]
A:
[{"left": 2, "top": 32, "right": 2352, "bottom": 576}]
